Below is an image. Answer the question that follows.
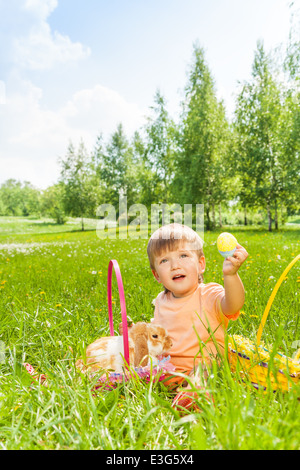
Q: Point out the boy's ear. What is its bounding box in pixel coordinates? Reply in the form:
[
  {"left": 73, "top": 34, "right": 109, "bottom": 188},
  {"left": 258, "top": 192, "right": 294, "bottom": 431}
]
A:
[
  {"left": 199, "top": 256, "right": 206, "bottom": 273},
  {"left": 152, "top": 269, "right": 161, "bottom": 283}
]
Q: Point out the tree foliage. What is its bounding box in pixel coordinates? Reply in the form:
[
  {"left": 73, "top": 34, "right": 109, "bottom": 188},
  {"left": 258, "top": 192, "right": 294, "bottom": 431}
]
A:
[
  {"left": 234, "top": 41, "right": 300, "bottom": 230},
  {"left": 174, "top": 45, "right": 232, "bottom": 229},
  {"left": 0, "top": 180, "right": 40, "bottom": 216},
  {"left": 59, "top": 140, "right": 95, "bottom": 230},
  {"left": 1, "top": 37, "right": 299, "bottom": 228}
]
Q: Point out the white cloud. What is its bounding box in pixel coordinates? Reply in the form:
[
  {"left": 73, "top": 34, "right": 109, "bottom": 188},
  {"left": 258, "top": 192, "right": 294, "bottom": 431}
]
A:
[
  {"left": 10, "top": 0, "right": 90, "bottom": 70},
  {"left": 61, "top": 84, "right": 145, "bottom": 137},
  {"left": 0, "top": 81, "right": 6, "bottom": 105},
  {"left": 0, "top": 79, "right": 146, "bottom": 189},
  {"left": 0, "top": 1, "right": 145, "bottom": 189},
  {"left": 14, "top": 27, "right": 90, "bottom": 70},
  {"left": 23, "top": 0, "right": 58, "bottom": 19}
]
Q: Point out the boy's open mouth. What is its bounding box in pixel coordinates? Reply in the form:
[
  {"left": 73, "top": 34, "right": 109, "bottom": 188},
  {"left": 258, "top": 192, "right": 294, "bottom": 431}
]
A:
[{"left": 172, "top": 274, "right": 186, "bottom": 281}]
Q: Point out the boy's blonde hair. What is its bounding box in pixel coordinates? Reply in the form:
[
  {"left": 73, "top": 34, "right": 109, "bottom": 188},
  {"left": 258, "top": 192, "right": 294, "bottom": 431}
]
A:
[{"left": 147, "top": 224, "right": 204, "bottom": 280}]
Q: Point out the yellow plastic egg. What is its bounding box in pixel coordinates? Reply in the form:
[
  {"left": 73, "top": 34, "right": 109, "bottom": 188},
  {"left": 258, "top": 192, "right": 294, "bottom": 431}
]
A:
[{"left": 217, "top": 232, "right": 237, "bottom": 258}]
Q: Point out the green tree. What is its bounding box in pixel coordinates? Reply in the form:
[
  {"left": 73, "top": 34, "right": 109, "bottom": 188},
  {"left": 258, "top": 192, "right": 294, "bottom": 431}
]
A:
[
  {"left": 41, "top": 184, "right": 66, "bottom": 224},
  {"left": 144, "top": 90, "right": 178, "bottom": 204},
  {"left": 130, "top": 130, "right": 155, "bottom": 209},
  {"left": 281, "top": 6, "right": 300, "bottom": 215},
  {"left": 91, "top": 133, "right": 107, "bottom": 211},
  {"left": 59, "top": 140, "right": 95, "bottom": 231},
  {"left": 99, "top": 124, "right": 135, "bottom": 213},
  {"left": 0, "top": 179, "right": 23, "bottom": 215},
  {"left": 21, "top": 182, "right": 41, "bottom": 216},
  {"left": 284, "top": 2, "right": 300, "bottom": 80},
  {"left": 0, "top": 180, "right": 42, "bottom": 217},
  {"left": 208, "top": 101, "right": 233, "bottom": 228},
  {"left": 0, "top": 194, "right": 5, "bottom": 216},
  {"left": 174, "top": 45, "right": 231, "bottom": 229},
  {"left": 234, "top": 42, "right": 284, "bottom": 231}
]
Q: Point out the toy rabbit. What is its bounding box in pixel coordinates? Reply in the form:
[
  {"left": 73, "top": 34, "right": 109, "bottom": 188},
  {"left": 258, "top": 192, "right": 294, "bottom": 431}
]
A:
[{"left": 75, "top": 322, "right": 173, "bottom": 373}]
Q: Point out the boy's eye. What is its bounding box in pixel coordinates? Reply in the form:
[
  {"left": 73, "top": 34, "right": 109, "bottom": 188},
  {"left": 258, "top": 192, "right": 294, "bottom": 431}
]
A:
[
  {"left": 160, "top": 259, "right": 167, "bottom": 264},
  {"left": 180, "top": 254, "right": 188, "bottom": 258}
]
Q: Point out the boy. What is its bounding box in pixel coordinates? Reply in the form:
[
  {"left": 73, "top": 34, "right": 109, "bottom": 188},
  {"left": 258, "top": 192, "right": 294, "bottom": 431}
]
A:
[{"left": 147, "top": 223, "right": 248, "bottom": 412}]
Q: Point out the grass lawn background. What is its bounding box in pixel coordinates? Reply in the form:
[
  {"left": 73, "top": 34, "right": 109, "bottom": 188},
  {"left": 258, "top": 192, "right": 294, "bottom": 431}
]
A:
[{"left": 0, "top": 216, "right": 299, "bottom": 450}]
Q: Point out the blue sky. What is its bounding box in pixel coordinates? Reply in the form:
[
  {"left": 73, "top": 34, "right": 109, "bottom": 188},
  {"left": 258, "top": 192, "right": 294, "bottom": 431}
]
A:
[{"left": 0, "top": 0, "right": 295, "bottom": 188}]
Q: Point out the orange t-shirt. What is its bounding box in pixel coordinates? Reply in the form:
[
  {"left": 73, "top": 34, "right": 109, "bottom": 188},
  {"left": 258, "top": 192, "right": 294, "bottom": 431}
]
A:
[{"left": 153, "top": 282, "right": 240, "bottom": 373}]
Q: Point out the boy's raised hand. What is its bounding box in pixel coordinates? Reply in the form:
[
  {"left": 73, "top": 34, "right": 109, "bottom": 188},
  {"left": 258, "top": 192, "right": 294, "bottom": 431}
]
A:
[{"left": 222, "top": 243, "right": 248, "bottom": 276}]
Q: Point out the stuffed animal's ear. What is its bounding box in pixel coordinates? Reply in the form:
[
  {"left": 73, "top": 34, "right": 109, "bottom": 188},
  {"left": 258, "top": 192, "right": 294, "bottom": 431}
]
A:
[
  {"left": 134, "top": 335, "right": 149, "bottom": 367},
  {"left": 119, "top": 321, "right": 134, "bottom": 335},
  {"left": 130, "top": 323, "right": 149, "bottom": 367}
]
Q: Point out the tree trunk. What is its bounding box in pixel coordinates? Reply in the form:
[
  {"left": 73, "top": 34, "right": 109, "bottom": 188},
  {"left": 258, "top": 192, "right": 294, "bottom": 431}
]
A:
[
  {"left": 212, "top": 203, "right": 215, "bottom": 229},
  {"left": 81, "top": 216, "right": 84, "bottom": 231},
  {"left": 219, "top": 203, "right": 222, "bottom": 227},
  {"left": 267, "top": 203, "right": 272, "bottom": 232},
  {"left": 275, "top": 200, "right": 278, "bottom": 230},
  {"left": 244, "top": 206, "right": 248, "bottom": 226},
  {"left": 205, "top": 204, "right": 211, "bottom": 231}
]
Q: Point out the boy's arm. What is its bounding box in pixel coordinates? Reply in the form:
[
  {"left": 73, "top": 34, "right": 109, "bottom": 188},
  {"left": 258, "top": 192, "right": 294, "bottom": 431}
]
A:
[
  {"left": 221, "top": 244, "right": 248, "bottom": 316},
  {"left": 221, "top": 273, "right": 245, "bottom": 316}
]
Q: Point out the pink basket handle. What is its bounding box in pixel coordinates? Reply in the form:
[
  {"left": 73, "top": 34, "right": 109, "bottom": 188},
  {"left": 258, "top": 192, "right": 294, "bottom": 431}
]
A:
[{"left": 107, "top": 260, "right": 130, "bottom": 366}]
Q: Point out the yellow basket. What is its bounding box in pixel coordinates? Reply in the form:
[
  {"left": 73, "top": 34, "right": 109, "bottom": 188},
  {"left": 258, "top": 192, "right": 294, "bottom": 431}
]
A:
[{"left": 228, "top": 254, "right": 300, "bottom": 392}]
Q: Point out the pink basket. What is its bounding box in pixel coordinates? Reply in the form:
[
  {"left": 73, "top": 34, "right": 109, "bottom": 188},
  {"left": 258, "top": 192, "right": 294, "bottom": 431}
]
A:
[
  {"left": 24, "top": 259, "right": 175, "bottom": 390},
  {"left": 107, "top": 259, "right": 130, "bottom": 366}
]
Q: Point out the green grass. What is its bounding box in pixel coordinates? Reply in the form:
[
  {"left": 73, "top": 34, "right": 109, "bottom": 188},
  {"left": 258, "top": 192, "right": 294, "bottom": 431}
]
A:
[
  {"left": 0, "top": 216, "right": 101, "bottom": 241},
  {"left": 0, "top": 216, "right": 299, "bottom": 450}
]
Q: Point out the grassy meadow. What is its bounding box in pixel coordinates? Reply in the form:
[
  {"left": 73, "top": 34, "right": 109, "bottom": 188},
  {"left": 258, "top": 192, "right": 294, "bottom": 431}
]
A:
[{"left": 0, "top": 216, "right": 299, "bottom": 450}]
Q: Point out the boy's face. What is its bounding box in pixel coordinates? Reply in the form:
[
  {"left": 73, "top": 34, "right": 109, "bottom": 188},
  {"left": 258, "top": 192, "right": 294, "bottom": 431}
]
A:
[{"left": 152, "top": 242, "right": 205, "bottom": 298}]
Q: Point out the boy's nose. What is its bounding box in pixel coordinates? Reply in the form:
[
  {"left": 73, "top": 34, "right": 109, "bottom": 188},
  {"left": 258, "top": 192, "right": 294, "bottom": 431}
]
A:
[{"left": 170, "top": 258, "right": 180, "bottom": 269}]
